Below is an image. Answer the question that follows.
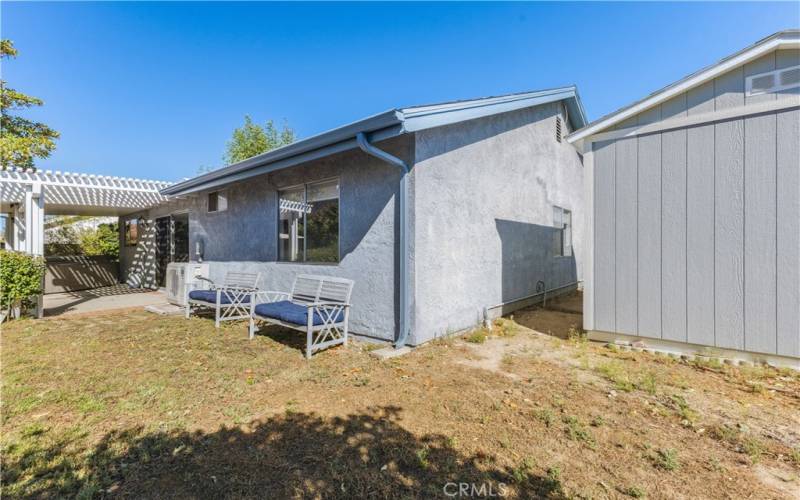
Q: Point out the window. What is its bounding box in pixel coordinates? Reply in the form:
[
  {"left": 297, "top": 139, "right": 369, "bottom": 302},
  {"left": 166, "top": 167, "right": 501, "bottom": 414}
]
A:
[
  {"left": 553, "top": 206, "right": 572, "bottom": 257},
  {"left": 208, "top": 190, "right": 227, "bottom": 213},
  {"left": 745, "top": 65, "right": 800, "bottom": 96},
  {"left": 279, "top": 179, "right": 339, "bottom": 263}
]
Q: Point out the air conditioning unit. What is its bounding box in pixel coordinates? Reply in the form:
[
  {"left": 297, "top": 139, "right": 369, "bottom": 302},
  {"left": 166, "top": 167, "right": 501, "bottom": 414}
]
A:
[{"left": 165, "top": 262, "right": 209, "bottom": 306}]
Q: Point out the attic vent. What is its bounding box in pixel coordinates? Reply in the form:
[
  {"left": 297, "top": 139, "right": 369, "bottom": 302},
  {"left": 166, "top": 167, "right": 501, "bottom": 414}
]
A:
[
  {"left": 781, "top": 67, "right": 800, "bottom": 86},
  {"left": 746, "top": 65, "right": 800, "bottom": 96},
  {"left": 556, "top": 116, "right": 562, "bottom": 143}
]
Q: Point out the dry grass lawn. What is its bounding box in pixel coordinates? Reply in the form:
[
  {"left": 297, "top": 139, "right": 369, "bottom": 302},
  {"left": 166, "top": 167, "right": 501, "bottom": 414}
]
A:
[{"left": 2, "top": 293, "right": 799, "bottom": 498}]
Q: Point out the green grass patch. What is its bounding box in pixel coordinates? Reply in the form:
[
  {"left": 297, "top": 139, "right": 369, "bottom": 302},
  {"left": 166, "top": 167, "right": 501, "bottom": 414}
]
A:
[{"left": 653, "top": 448, "right": 679, "bottom": 471}]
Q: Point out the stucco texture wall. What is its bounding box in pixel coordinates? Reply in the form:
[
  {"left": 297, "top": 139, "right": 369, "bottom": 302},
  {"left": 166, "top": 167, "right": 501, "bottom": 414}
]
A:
[
  {"left": 411, "top": 103, "right": 584, "bottom": 343},
  {"left": 121, "top": 136, "right": 411, "bottom": 342}
]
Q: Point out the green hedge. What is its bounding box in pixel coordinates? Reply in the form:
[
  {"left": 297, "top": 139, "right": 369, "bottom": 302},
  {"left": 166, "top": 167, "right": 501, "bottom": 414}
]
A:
[{"left": 0, "top": 250, "right": 45, "bottom": 313}]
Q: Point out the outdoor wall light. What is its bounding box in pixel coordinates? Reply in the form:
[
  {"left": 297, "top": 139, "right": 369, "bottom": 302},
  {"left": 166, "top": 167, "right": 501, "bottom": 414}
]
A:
[{"left": 195, "top": 238, "right": 204, "bottom": 262}]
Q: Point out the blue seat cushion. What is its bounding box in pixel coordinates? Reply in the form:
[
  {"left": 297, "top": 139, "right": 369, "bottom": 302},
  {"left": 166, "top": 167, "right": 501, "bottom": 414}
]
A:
[
  {"left": 254, "top": 300, "right": 344, "bottom": 326},
  {"left": 188, "top": 289, "right": 251, "bottom": 305}
]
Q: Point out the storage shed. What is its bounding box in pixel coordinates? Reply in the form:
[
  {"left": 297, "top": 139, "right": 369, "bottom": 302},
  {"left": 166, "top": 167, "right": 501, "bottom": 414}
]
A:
[{"left": 568, "top": 30, "right": 800, "bottom": 366}]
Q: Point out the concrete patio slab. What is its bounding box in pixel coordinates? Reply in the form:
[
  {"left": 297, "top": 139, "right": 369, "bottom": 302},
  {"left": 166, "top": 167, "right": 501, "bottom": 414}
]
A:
[{"left": 43, "top": 285, "right": 168, "bottom": 317}]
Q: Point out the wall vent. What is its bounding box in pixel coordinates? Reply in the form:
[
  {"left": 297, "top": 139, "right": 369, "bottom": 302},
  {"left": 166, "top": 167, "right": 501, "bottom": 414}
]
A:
[
  {"left": 556, "top": 116, "right": 562, "bottom": 143},
  {"left": 746, "top": 65, "right": 800, "bottom": 96}
]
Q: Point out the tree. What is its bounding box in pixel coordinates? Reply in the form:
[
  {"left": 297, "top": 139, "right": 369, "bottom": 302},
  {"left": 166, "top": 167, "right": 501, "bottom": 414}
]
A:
[
  {"left": 0, "top": 39, "right": 60, "bottom": 170},
  {"left": 78, "top": 223, "right": 119, "bottom": 259},
  {"left": 223, "top": 115, "right": 295, "bottom": 165}
]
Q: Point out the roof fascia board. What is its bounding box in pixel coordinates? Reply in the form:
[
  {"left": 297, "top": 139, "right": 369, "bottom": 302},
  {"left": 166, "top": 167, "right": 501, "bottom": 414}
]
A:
[
  {"left": 401, "top": 89, "right": 583, "bottom": 132},
  {"left": 166, "top": 124, "right": 404, "bottom": 196},
  {"left": 162, "top": 110, "right": 401, "bottom": 195},
  {"left": 588, "top": 97, "right": 800, "bottom": 145},
  {"left": 568, "top": 34, "right": 798, "bottom": 143},
  {"left": 163, "top": 87, "right": 588, "bottom": 197}
]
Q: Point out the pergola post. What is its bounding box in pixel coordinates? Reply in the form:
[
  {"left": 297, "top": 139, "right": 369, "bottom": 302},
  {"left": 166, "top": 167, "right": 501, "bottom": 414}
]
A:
[
  {"left": 24, "top": 182, "right": 45, "bottom": 256},
  {"left": 12, "top": 203, "right": 25, "bottom": 252}
]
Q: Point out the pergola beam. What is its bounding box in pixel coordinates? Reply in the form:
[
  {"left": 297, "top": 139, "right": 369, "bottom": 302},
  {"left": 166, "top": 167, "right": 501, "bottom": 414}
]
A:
[{"left": 1, "top": 167, "right": 172, "bottom": 255}]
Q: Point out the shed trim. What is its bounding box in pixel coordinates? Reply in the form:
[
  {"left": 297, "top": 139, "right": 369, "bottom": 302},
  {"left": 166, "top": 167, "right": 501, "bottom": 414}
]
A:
[
  {"left": 582, "top": 97, "right": 800, "bottom": 147},
  {"left": 567, "top": 30, "right": 800, "bottom": 144}
]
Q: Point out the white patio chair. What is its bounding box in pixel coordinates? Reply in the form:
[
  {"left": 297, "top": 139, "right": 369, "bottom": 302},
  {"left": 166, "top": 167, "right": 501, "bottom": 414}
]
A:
[
  {"left": 249, "top": 274, "right": 354, "bottom": 358},
  {"left": 186, "top": 271, "right": 261, "bottom": 328}
]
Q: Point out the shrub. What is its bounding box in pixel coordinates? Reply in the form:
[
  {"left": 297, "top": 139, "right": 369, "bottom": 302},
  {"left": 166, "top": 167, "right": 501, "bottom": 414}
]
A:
[
  {"left": 78, "top": 223, "right": 119, "bottom": 259},
  {"left": 0, "top": 250, "right": 45, "bottom": 316}
]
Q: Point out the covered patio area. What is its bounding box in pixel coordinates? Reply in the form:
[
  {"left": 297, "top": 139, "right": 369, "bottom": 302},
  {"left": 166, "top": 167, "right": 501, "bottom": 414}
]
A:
[
  {"left": 1, "top": 167, "right": 173, "bottom": 317},
  {"left": 42, "top": 284, "right": 166, "bottom": 317}
]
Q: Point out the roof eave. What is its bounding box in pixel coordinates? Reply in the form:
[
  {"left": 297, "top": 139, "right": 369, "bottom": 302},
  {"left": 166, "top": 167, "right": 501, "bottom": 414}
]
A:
[
  {"left": 567, "top": 30, "right": 800, "bottom": 144},
  {"left": 161, "top": 109, "right": 403, "bottom": 196}
]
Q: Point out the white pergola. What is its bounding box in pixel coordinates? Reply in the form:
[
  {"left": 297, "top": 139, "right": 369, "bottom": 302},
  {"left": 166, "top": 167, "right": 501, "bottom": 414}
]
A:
[{"left": 1, "top": 167, "right": 172, "bottom": 255}]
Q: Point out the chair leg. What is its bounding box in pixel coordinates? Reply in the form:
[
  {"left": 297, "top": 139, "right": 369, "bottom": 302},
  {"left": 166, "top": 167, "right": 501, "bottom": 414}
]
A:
[
  {"left": 185, "top": 302, "right": 191, "bottom": 319},
  {"left": 343, "top": 309, "right": 350, "bottom": 347},
  {"left": 306, "top": 328, "right": 313, "bottom": 359},
  {"left": 248, "top": 317, "right": 255, "bottom": 340},
  {"left": 215, "top": 303, "right": 221, "bottom": 329}
]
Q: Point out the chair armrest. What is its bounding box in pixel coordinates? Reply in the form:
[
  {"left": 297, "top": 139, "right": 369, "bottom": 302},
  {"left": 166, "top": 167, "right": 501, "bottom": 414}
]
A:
[{"left": 195, "top": 276, "right": 215, "bottom": 286}]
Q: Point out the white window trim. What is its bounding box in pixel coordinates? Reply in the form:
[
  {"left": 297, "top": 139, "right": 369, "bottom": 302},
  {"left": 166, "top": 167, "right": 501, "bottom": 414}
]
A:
[
  {"left": 745, "top": 64, "right": 800, "bottom": 97},
  {"left": 553, "top": 205, "right": 573, "bottom": 258},
  {"left": 277, "top": 177, "right": 340, "bottom": 264}
]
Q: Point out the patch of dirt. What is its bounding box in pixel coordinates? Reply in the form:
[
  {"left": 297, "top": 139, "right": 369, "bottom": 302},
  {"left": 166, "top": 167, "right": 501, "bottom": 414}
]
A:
[{"left": 513, "top": 292, "right": 583, "bottom": 339}]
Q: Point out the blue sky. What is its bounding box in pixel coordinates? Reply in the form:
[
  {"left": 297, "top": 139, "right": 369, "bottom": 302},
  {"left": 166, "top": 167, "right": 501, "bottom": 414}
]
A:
[{"left": 3, "top": 2, "right": 798, "bottom": 181}]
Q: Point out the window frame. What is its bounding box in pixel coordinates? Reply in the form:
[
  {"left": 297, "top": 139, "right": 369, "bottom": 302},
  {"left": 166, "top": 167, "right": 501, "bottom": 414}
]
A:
[
  {"left": 553, "top": 205, "right": 573, "bottom": 258},
  {"left": 277, "top": 177, "right": 341, "bottom": 264}
]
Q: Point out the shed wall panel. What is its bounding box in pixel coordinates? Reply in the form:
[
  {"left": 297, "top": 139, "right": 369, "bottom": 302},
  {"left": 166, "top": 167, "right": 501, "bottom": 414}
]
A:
[
  {"left": 615, "top": 138, "right": 638, "bottom": 334},
  {"left": 686, "top": 123, "right": 715, "bottom": 346},
  {"left": 776, "top": 109, "right": 800, "bottom": 357},
  {"left": 587, "top": 52, "right": 799, "bottom": 358},
  {"left": 744, "top": 113, "right": 777, "bottom": 354},
  {"left": 714, "top": 118, "right": 745, "bottom": 350},
  {"left": 594, "top": 140, "right": 616, "bottom": 332},
  {"left": 661, "top": 126, "right": 687, "bottom": 342},
  {"left": 637, "top": 133, "right": 662, "bottom": 338}
]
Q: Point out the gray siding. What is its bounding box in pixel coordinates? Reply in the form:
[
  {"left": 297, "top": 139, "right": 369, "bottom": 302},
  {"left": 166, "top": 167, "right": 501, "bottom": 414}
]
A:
[
  {"left": 413, "top": 103, "right": 584, "bottom": 341},
  {"left": 591, "top": 48, "right": 800, "bottom": 358}
]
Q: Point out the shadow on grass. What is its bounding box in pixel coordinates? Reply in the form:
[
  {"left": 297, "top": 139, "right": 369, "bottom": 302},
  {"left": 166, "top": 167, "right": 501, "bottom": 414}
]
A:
[{"left": 2, "top": 407, "right": 565, "bottom": 499}]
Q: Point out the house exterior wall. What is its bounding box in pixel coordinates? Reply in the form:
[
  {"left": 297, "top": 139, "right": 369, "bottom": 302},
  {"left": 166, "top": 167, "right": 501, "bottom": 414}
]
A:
[
  {"left": 120, "top": 135, "right": 411, "bottom": 342},
  {"left": 411, "top": 103, "right": 584, "bottom": 343},
  {"left": 589, "top": 48, "right": 800, "bottom": 358},
  {"left": 121, "top": 101, "right": 585, "bottom": 346}
]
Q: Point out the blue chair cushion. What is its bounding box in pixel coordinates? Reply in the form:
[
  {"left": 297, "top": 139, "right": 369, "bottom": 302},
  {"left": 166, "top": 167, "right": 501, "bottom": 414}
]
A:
[
  {"left": 188, "top": 289, "right": 251, "bottom": 305},
  {"left": 254, "top": 300, "right": 344, "bottom": 326}
]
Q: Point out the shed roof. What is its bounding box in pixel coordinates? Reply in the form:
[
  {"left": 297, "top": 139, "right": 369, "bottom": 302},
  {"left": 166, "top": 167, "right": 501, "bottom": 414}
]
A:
[
  {"left": 567, "top": 30, "right": 800, "bottom": 144},
  {"left": 162, "top": 86, "right": 586, "bottom": 196}
]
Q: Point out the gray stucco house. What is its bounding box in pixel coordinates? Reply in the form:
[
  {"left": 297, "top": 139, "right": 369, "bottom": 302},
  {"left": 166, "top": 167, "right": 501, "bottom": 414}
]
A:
[
  {"left": 120, "top": 87, "right": 587, "bottom": 346},
  {"left": 568, "top": 30, "right": 800, "bottom": 366}
]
